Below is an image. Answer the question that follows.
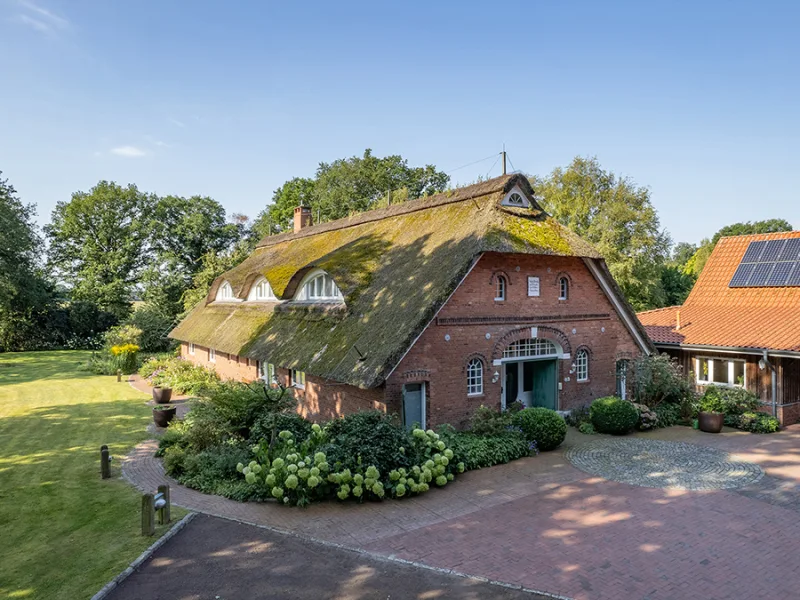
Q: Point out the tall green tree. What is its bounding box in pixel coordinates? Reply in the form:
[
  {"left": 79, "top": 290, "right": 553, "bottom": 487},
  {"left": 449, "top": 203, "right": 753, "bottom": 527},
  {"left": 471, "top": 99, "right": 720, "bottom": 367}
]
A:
[
  {"left": 251, "top": 149, "right": 449, "bottom": 238},
  {"left": 531, "top": 157, "right": 671, "bottom": 311},
  {"left": 683, "top": 219, "right": 793, "bottom": 277},
  {"left": 46, "top": 181, "right": 155, "bottom": 319}
]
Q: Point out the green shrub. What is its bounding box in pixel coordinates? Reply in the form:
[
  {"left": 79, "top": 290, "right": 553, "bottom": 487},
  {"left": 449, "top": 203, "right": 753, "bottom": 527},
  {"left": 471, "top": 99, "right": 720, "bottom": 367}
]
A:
[
  {"left": 590, "top": 397, "right": 638, "bottom": 435},
  {"left": 146, "top": 358, "right": 220, "bottom": 395},
  {"left": 178, "top": 401, "right": 236, "bottom": 452},
  {"left": 249, "top": 412, "right": 313, "bottom": 445},
  {"left": 469, "top": 405, "right": 512, "bottom": 436},
  {"left": 179, "top": 442, "right": 253, "bottom": 491},
  {"left": 110, "top": 343, "right": 139, "bottom": 374},
  {"left": 698, "top": 386, "right": 726, "bottom": 413},
  {"left": 322, "top": 411, "right": 410, "bottom": 474},
  {"left": 197, "top": 380, "right": 294, "bottom": 432},
  {"left": 127, "top": 304, "right": 176, "bottom": 352},
  {"left": 632, "top": 402, "right": 658, "bottom": 430},
  {"left": 103, "top": 324, "right": 142, "bottom": 348},
  {"left": 717, "top": 386, "right": 761, "bottom": 415},
  {"left": 162, "top": 445, "right": 187, "bottom": 476},
  {"left": 566, "top": 404, "right": 591, "bottom": 428},
  {"left": 440, "top": 430, "right": 530, "bottom": 470},
  {"left": 633, "top": 352, "right": 694, "bottom": 406},
  {"left": 654, "top": 402, "right": 681, "bottom": 428},
  {"left": 736, "top": 412, "right": 780, "bottom": 433},
  {"left": 578, "top": 421, "right": 596, "bottom": 435},
  {"left": 511, "top": 407, "right": 567, "bottom": 451}
]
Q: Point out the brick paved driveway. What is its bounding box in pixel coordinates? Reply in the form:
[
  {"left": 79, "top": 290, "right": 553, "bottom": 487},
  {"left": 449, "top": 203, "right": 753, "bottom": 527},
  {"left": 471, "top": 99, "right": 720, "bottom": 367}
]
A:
[{"left": 123, "top": 425, "right": 800, "bottom": 600}]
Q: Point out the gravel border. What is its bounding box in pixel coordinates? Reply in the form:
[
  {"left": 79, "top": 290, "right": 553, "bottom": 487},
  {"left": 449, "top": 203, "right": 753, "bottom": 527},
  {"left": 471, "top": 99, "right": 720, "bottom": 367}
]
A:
[{"left": 89, "top": 512, "right": 196, "bottom": 600}]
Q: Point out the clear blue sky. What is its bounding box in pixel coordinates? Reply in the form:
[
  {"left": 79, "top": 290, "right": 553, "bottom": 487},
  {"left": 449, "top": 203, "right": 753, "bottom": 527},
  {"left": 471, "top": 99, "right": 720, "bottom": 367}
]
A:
[{"left": 1, "top": 0, "right": 798, "bottom": 245}]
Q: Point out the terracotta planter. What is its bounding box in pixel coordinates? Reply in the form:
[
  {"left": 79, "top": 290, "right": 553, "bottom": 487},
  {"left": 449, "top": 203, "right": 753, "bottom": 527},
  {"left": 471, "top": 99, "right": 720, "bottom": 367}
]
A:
[
  {"left": 153, "top": 406, "right": 177, "bottom": 428},
  {"left": 152, "top": 387, "right": 173, "bottom": 404},
  {"left": 698, "top": 411, "right": 724, "bottom": 433}
]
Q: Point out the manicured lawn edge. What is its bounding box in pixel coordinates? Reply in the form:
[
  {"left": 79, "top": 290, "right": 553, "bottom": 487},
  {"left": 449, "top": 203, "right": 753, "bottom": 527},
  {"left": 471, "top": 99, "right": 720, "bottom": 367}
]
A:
[{"left": 90, "top": 512, "right": 196, "bottom": 600}]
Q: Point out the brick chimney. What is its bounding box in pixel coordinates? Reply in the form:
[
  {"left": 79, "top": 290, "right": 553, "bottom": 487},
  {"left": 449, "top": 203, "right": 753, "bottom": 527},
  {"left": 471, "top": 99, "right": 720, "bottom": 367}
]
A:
[{"left": 293, "top": 206, "right": 312, "bottom": 233}]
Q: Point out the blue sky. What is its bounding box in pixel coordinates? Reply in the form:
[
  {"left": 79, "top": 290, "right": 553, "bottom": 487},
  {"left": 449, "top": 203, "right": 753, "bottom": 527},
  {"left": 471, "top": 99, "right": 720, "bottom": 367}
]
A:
[{"left": 1, "top": 1, "right": 798, "bottom": 245}]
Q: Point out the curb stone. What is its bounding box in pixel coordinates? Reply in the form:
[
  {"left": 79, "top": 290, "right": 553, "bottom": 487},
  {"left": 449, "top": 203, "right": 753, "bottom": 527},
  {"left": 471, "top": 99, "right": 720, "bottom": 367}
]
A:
[{"left": 89, "top": 512, "right": 196, "bottom": 600}]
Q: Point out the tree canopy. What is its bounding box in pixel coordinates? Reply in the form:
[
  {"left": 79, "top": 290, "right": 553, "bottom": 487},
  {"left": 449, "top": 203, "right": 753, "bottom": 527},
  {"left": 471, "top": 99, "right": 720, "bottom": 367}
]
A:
[
  {"left": 531, "top": 157, "right": 671, "bottom": 311},
  {"left": 251, "top": 149, "right": 449, "bottom": 238}
]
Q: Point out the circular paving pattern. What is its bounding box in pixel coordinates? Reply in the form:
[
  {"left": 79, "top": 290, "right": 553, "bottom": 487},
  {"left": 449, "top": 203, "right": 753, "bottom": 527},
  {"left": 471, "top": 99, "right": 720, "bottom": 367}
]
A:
[{"left": 565, "top": 438, "right": 764, "bottom": 490}]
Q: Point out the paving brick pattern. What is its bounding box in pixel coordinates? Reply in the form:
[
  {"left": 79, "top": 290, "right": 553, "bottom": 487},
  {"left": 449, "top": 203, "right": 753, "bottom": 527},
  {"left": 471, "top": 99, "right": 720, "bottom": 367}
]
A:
[{"left": 123, "top": 425, "right": 800, "bottom": 600}]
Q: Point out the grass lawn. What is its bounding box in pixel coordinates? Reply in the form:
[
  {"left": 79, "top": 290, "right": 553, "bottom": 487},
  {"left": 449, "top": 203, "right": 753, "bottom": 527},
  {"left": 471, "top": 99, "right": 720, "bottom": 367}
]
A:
[{"left": 0, "top": 351, "right": 186, "bottom": 600}]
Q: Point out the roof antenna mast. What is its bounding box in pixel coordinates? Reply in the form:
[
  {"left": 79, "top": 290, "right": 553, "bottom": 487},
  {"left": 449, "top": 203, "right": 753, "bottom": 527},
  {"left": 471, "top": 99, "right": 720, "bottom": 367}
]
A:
[{"left": 502, "top": 146, "right": 507, "bottom": 175}]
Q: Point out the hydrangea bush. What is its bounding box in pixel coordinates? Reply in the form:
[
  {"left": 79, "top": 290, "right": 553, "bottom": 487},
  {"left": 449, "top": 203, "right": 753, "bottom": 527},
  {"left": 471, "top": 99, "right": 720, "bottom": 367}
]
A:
[{"left": 237, "top": 426, "right": 464, "bottom": 507}]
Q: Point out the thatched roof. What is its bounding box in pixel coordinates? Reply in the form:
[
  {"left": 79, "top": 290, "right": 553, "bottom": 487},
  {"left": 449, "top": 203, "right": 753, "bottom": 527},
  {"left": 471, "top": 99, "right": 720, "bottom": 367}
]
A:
[{"left": 170, "top": 174, "right": 604, "bottom": 388}]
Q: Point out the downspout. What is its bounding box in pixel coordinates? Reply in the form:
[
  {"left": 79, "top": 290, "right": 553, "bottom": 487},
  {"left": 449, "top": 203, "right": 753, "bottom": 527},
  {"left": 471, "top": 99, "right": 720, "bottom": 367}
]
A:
[{"left": 761, "top": 350, "right": 778, "bottom": 418}]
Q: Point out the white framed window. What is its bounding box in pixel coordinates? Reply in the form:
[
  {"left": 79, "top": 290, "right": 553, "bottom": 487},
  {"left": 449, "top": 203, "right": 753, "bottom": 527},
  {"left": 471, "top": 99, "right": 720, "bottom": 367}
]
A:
[
  {"left": 209, "top": 348, "right": 216, "bottom": 363},
  {"left": 695, "top": 357, "right": 745, "bottom": 388},
  {"left": 248, "top": 277, "right": 277, "bottom": 301},
  {"left": 576, "top": 349, "right": 588, "bottom": 382},
  {"left": 298, "top": 271, "right": 343, "bottom": 302},
  {"left": 258, "top": 361, "right": 276, "bottom": 384},
  {"left": 501, "top": 187, "right": 532, "bottom": 208},
  {"left": 495, "top": 275, "right": 506, "bottom": 301},
  {"left": 503, "top": 338, "right": 558, "bottom": 359},
  {"left": 467, "top": 358, "right": 484, "bottom": 395},
  {"left": 188, "top": 343, "right": 195, "bottom": 356},
  {"left": 559, "top": 277, "right": 569, "bottom": 300},
  {"left": 291, "top": 369, "right": 306, "bottom": 388},
  {"left": 216, "top": 281, "right": 234, "bottom": 301}
]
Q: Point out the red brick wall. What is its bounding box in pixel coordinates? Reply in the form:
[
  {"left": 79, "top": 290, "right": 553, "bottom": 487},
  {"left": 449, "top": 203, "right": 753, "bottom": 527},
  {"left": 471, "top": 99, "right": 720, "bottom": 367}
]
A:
[
  {"left": 180, "top": 342, "right": 258, "bottom": 382},
  {"left": 385, "top": 253, "right": 643, "bottom": 429}
]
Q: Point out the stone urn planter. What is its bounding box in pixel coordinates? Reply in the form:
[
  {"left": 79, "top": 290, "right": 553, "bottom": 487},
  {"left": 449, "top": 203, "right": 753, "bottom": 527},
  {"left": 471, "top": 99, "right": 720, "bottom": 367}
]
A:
[
  {"left": 152, "top": 386, "right": 173, "bottom": 404},
  {"left": 153, "top": 405, "right": 177, "bottom": 428},
  {"left": 698, "top": 411, "right": 724, "bottom": 433}
]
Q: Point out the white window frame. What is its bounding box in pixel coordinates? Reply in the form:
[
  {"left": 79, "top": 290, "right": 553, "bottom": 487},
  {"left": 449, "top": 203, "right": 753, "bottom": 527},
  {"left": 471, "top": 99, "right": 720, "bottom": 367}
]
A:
[
  {"left": 500, "top": 186, "right": 532, "bottom": 208},
  {"left": 215, "top": 281, "right": 236, "bottom": 302},
  {"left": 576, "top": 349, "right": 588, "bottom": 382},
  {"left": 502, "top": 338, "right": 559, "bottom": 360},
  {"left": 248, "top": 277, "right": 277, "bottom": 301},
  {"left": 188, "top": 343, "right": 195, "bottom": 356},
  {"left": 208, "top": 348, "right": 216, "bottom": 363},
  {"left": 695, "top": 357, "right": 746, "bottom": 388},
  {"left": 291, "top": 369, "right": 306, "bottom": 389},
  {"left": 559, "top": 277, "right": 569, "bottom": 301},
  {"left": 495, "top": 275, "right": 506, "bottom": 301},
  {"left": 467, "top": 358, "right": 484, "bottom": 396},
  {"left": 258, "top": 361, "right": 276, "bottom": 384},
  {"left": 296, "top": 270, "right": 343, "bottom": 303}
]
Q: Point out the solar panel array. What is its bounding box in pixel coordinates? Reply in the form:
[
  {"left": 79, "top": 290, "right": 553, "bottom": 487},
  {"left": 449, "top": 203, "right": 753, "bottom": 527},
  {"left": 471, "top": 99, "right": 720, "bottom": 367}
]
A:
[{"left": 729, "top": 238, "right": 800, "bottom": 288}]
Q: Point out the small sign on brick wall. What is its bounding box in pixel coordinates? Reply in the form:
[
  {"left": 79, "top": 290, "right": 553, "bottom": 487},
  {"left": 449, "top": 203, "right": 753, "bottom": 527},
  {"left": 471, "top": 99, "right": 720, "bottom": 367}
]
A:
[{"left": 527, "top": 276, "right": 540, "bottom": 297}]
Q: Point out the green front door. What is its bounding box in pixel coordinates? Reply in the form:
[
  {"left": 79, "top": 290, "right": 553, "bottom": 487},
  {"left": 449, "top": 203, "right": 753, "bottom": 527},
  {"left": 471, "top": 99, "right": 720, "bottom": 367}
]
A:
[{"left": 531, "top": 360, "right": 557, "bottom": 410}]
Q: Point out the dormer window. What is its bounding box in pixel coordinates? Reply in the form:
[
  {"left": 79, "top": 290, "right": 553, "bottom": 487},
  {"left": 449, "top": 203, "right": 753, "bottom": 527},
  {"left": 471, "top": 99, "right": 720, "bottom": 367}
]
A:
[
  {"left": 501, "top": 186, "right": 532, "bottom": 208},
  {"left": 248, "top": 277, "right": 277, "bottom": 301},
  {"left": 298, "top": 271, "right": 343, "bottom": 302},
  {"left": 216, "top": 281, "right": 234, "bottom": 301}
]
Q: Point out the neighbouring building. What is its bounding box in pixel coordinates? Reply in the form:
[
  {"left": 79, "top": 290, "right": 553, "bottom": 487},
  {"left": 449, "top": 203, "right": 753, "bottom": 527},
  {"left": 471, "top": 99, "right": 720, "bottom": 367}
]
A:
[
  {"left": 638, "top": 231, "right": 800, "bottom": 424},
  {"left": 170, "top": 174, "right": 652, "bottom": 428}
]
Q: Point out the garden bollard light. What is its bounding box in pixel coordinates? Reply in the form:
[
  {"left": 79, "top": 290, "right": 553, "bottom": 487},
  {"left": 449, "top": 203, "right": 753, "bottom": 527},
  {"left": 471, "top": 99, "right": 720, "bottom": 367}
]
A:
[
  {"left": 155, "top": 484, "right": 171, "bottom": 525},
  {"left": 100, "top": 445, "right": 111, "bottom": 479},
  {"left": 116, "top": 369, "right": 122, "bottom": 382}
]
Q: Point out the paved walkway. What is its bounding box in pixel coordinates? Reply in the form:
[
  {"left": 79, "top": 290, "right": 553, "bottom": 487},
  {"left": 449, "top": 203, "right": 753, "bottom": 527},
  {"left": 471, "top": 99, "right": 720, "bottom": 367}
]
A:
[{"left": 123, "top": 421, "right": 800, "bottom": 600}]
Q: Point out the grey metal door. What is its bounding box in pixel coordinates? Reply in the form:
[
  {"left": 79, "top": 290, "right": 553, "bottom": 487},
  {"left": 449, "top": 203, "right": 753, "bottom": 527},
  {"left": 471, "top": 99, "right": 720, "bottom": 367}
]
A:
[{"left": 402, "top": 383, "right": 425, "bottom": 429}]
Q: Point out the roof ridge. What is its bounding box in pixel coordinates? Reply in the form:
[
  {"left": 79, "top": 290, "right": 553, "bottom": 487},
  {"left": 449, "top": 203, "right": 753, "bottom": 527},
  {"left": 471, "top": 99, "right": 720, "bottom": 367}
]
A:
[
  {"left": 636, "top": 305, "right": 681, "bottom": 315},
  {"left": 256, "top": 174, "right": 526, "bottom": 249},
  {"left": 717, "top": 230, "right": 800, "bottom": 242}
]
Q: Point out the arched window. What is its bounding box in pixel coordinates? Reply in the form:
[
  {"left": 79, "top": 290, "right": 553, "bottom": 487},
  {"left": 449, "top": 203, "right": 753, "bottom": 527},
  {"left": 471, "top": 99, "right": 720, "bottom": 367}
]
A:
[
  {"left": 216, "top": 281, "right": 234, "bottom": 301},
  {"left": 300, "top": 271, "right": 343, "bottom": 302},
  {"left": 503, "top": 338, "right": 559, "bottom": 359},
  {"left": 248, "top": 277, "right": 276, "bottom": 301},
  {"left": 576, "top": 349, "right": 589, "bottom": 382},
  {"left": 467, "top": 358, "right": 483, "bottom": 395},
  {"left": 495, "top": 275, "right": 506, "bottom": 301},
  {"left": 559, "top": 277, "right": 569, "bottom": 300}
]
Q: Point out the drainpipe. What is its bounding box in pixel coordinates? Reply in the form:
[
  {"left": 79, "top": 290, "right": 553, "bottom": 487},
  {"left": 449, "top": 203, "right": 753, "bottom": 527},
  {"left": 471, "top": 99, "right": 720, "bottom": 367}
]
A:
[{"left": 761, "top": 350, "right": 778, "bottom": 418}]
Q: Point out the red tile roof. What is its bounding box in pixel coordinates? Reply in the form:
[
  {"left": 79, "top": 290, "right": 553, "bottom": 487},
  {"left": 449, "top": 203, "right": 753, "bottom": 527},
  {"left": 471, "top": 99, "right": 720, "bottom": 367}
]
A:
[{"left": 638, "top": 231, "right": 800, "bottom": 353}]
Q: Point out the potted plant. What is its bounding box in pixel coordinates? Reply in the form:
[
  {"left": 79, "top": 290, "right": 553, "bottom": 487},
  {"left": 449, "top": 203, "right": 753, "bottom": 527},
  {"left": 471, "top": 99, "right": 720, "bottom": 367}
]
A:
[
  {"left": 152, "top": 386, "right": 173, "bottom": 404},
  {"left": 153, "top": 405, "right": 177, "bottom": 427},
  {"left": 697, "top": 386, "right": 725, "bottom": 433}
]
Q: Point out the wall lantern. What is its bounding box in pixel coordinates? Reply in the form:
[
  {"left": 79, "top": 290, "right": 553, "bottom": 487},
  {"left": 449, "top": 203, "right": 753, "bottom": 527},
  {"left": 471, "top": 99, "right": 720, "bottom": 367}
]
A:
[{"left": 491, "top": 371, "right": 500, "bottom": 384}]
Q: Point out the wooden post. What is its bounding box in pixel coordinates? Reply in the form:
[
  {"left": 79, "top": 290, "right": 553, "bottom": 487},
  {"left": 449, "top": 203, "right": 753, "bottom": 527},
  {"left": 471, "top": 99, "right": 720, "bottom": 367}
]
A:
[
  {"left": 116, "top": 369, "right": 122, "bottom": 382},
  {"left": 141, "top": 494, "right": 155, "bottom": 536},
  {"left": 100, "top": 445, "right": 111, "bottom": 479},
  {"left": 157, "top": 484, "right": 171, "bottom": 525}
]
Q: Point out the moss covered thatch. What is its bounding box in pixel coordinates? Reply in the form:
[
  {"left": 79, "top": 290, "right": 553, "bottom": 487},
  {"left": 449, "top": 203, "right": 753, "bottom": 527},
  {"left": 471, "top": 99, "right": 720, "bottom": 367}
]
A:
[{"left": 170, "top": 174, "right": 604, "bottom": 387}]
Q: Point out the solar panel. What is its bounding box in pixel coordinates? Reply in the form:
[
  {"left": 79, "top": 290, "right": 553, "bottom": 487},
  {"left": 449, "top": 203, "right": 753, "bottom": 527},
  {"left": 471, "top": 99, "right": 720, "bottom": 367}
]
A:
[
  {"left": 741, "top": 240, "right": 767, "bottom": 263},
  {"left": 787, "top": 263, "right": 800, "bottom": 287},
  {"left": 778, "top": 238, "right": 800, "bottom": 261},
  {"left": 747, "top": 262, "right": 774, "bottom": 286},
  {"left": 729, "top": 263, "right": 755, "bottom": 287},
  {"left": 760, "top": 239, "right": 785, "bottom": 262},
  {"left": 766, "top": 261, "right": 794, "bottom": 286}
]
